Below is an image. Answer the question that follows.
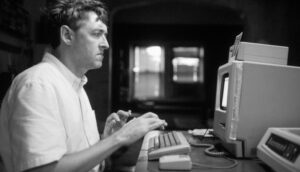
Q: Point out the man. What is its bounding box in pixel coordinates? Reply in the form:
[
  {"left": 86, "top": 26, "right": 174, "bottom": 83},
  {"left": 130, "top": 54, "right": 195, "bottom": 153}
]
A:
[{"left": 0, "top": 0, "right": 167, "bottom": 172}]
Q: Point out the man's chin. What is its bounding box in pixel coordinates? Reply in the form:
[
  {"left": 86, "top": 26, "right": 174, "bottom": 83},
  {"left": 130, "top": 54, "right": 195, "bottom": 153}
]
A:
[
  {"left": 94, "top": 61, "right": 103, "bottom": 69},
  {"left": 87, "top": 62, "right": 102, "bottom": 71}
]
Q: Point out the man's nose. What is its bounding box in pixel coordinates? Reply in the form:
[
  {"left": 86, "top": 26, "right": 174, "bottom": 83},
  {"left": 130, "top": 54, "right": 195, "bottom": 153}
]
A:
[{"left": 100, "top": 36, "right": 109, "bottom": 49}]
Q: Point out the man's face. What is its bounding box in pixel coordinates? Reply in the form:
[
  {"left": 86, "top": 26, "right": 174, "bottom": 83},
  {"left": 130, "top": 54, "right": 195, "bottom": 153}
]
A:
[{"left": 71, "top": 11, "right": 109, "bottom": 72}]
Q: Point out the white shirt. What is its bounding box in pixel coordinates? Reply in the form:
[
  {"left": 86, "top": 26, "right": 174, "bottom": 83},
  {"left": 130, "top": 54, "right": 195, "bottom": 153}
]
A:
[{"left": 0, "top": 52, "right": 101, "bottom": 172}]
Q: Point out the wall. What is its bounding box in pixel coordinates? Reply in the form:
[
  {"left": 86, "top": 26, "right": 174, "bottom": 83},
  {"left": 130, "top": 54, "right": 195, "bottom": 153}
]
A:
[
  {"left": 108, "top": 0, "right": 299, "bottom": 64},
  {"left": 0, "top": 0, "right": 33, "bottom": 102},
  {"left": 107, "top": 0, "right": 300, "bottom": 122}
]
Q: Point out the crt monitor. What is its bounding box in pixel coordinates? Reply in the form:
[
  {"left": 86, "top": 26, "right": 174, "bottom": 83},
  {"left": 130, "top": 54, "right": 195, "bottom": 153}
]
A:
[{"left": 213, "top": 61, "right": 300, "bottom": 158}]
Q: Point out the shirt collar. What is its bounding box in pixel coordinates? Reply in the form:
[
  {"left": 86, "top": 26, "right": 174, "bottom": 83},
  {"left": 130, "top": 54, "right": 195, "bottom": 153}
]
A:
[{"left": 42, "top": 52, "right": 88, "bottom": 91}]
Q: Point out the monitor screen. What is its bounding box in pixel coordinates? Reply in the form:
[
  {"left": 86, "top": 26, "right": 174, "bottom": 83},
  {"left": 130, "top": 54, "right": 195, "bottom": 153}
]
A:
[{"left": 220, "top": 73, "right": 229, "bottom": 110}]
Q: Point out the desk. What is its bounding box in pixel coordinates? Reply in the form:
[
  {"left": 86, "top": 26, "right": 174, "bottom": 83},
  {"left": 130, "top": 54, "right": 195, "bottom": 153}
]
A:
[{"left": 135, "top": 131, "right": 271, "bottom": 172}]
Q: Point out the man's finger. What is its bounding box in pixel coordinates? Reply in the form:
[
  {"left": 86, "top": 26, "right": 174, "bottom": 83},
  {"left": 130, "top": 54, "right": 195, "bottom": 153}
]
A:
[
  {"left": 109, "top": 112, "right": 120, "bottom": 122},
  {"left": 117, "top": 110, "right": 131, "bottom": 120},
  {"left": 148, "top": 119, "right": 167, "bottom": 130},
  {"left": 141, "top": 112, "right": 159, "bottom": 119},
  {"left": 146, "top": 118, "right": 167, "bottom": 127}
]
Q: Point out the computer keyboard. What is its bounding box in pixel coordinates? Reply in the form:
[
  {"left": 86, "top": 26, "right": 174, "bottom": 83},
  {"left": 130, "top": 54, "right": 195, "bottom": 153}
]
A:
[{"left": 147, "top": 131, "right": 191, "bottom": 160}]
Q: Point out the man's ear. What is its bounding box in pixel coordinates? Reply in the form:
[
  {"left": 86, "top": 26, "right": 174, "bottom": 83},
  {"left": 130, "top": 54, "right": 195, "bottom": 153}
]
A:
[{"left": 60, "top": 25, "right": 74, "bottom": 45}]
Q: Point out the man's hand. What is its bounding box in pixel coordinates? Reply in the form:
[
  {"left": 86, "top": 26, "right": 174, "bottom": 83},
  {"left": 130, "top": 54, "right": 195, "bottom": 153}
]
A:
[
  {"left": 103, "top": 110, "right": 132, "bottom": 139},
  {"left": 113, "top": 112, "right": 168, "bottom": 146}
]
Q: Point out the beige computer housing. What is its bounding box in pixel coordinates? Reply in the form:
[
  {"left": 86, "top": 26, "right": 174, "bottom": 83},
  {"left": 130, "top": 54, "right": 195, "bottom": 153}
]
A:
[{"left": 213, "top": 60, "right": 300, "bottom": 158}]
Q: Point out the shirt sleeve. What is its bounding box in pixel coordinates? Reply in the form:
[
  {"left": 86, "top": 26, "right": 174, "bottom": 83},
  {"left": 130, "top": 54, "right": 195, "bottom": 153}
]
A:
[{"left": 8, "top": 80, "right": 67, "bottom": 172}]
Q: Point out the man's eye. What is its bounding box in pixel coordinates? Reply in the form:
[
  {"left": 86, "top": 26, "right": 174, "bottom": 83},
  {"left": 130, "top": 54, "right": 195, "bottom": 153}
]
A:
[{"left": 93, "top": 32, "right": 102, "bottom": 37}]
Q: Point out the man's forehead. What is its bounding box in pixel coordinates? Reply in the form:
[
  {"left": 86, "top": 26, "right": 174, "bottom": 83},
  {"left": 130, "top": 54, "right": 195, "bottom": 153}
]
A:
[{"left": 77, "top": 11, "right": 107, "bottom": 31}]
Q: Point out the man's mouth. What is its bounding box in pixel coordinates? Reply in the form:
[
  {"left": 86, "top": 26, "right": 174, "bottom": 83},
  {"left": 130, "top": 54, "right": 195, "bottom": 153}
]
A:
[
  {"left": 97, "top": 51, "right": 104, "bottom": 56},
  {"left": 96, "top": 53, "right": 104, "bottom": 60}
]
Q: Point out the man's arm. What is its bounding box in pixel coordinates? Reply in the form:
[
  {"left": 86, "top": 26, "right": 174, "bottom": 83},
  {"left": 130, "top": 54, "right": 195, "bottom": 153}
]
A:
[
  {"left": 26, "top": 133, "right": 122, "bottom": 172},
  {"left": 25, "top": 113, "right": 166, "bottom": 172}
]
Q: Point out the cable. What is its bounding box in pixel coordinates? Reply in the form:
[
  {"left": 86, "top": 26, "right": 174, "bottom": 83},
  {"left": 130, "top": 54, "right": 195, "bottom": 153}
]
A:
[
  {"left": 189, "top": 141, "right": 225, "bottom": 156},
  {"left": 192, "top": 156, "right": 239, "bottom": 169},
  {"left": 204, "top": 144, "right": 225, "bottom": 157},
  {"left": 188, "top": 136, "right": 239, "bottom": 169}
]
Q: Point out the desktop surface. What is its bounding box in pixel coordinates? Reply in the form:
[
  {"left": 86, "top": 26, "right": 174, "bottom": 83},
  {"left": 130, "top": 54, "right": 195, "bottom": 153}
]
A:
[{"left": 135, "top": 130, "right": 271, "bottom": 172}]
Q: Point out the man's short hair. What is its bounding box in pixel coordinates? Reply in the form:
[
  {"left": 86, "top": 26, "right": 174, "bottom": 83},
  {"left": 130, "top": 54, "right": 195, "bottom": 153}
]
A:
[{"left": 43, "top": 0, "right": 107, "bottom": 49}]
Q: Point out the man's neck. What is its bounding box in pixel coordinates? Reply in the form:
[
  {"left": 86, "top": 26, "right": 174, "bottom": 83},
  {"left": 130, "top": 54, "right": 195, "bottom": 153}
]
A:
[{"left": 52, "top": 48, "right": 86, "bottom": 78}]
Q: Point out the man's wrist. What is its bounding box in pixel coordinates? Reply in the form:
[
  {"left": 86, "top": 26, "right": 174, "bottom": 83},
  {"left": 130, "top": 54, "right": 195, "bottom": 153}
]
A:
[{"left": 111, "top": 131, "right": 127, "bottom": 147}]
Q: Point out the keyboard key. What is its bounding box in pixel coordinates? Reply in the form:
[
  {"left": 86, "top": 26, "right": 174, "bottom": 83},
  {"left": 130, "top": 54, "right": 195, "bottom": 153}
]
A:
[
  {"left": 164, "top": 133, "right": 171, "bottom": 147},
  {"left": 159, "top": 134, "right": 165, "bottom": 148},
  {"left": 154, "top": 136, "right": 160, "bottom": 149},
  {"left": 172, "top": 131, "right": 181, "bottom": 144},
  {"left": 148, "top": 137, "right": 155, "bottom": 151},
  {"left": 168, "top": 132, "right": 176, "bottom": 146}
]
